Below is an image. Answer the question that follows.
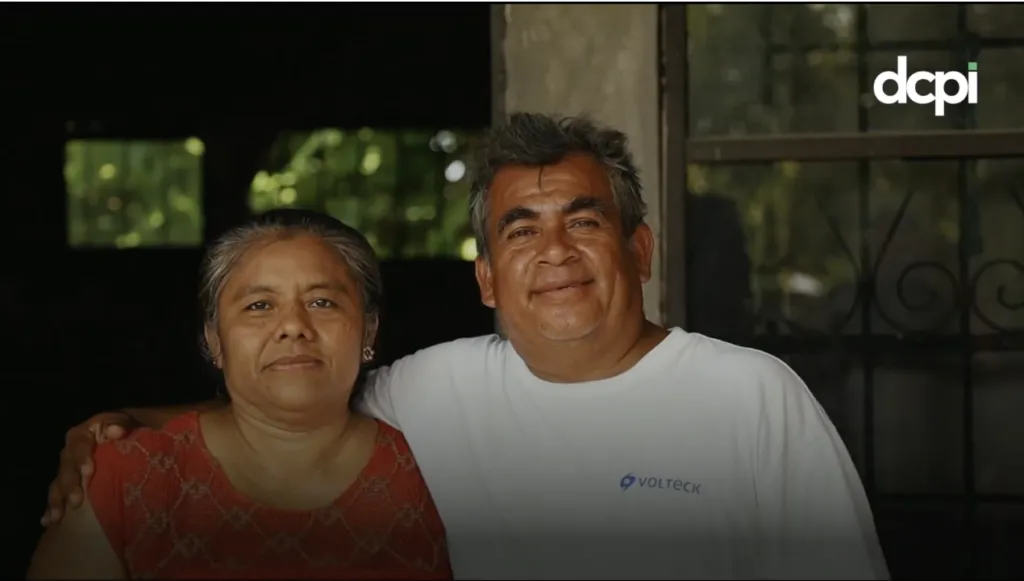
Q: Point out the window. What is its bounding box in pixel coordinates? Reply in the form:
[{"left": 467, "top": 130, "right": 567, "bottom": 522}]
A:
[
  {"left": 65, "top": 138, "right": 205, "bottom": 247},
  {"left": 666, "top": 4, "right": 1024, "bottom": 578},
  {"left": 248, "top": 128, "right": 479, "bottom": 260}
]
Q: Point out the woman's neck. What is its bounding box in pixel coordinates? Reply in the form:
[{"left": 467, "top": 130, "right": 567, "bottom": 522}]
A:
[
  {"left": 206, "top": 402, "right": 363, "bottom": 481},
  {"left": 200, "top": 404, "right": 377, "bottom": 510},
  {"left": 238, "top": 406, "right": 355, "bottom": 472}
]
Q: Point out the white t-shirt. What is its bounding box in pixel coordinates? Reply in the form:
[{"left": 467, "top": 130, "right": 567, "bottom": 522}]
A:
[{"left": 359, "top": 328, "right": 889, "bottom": 580}]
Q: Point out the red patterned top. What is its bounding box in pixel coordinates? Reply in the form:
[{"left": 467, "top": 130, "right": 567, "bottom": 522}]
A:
[{"left": 88, "top": 411, "right": 451, "bottom": 580}]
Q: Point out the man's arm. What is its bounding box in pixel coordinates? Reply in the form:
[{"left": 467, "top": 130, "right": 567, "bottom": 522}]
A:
[
  {"left": 41, "top": 398, "right": 227, "bottom": 526},
  {"left": 356, "top": 337, "right": 480, "bottom": 428},
  {"left": 123, "top": 399, "right": 225, "bottom": 429},
  {"left": 356, "top": 366, "right": 401, "bottom": 427},
  {"left": 27, "top": 494, "right": 128, "bottom": 579},
  {"left": 753, "top": 358, "right": 889, "bottom": 580}
]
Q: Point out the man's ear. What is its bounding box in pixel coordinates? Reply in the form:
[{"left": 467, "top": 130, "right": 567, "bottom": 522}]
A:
[
  {"left": 475, "top": 256, "right": 496, "bottom": 308},
  {"left": 204, "top": 324, "right": 223, "bottom": 368},
  {"left": 629, "top": 223, "right": 655, "bottom": 283}
]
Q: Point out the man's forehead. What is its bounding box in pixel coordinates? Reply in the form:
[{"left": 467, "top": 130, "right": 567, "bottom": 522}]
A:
[{"left": 491, "top": 156, "right": 611, "bottom": 200}]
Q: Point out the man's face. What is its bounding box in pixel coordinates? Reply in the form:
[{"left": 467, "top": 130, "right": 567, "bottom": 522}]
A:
[{"left": 474, "top": 154, "right": 654, "bottom": 343}]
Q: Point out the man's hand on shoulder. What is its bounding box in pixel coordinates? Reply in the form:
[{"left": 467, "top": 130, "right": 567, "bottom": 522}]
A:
[
  {"left": 41, "top": 400, "right": 227, "bottom": 527},
  {"left": 41, "top": 411, "right": 139, "bottom": 527}
]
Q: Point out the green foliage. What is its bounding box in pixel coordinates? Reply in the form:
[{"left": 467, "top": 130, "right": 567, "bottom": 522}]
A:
[
  {"left": 66, "top": 139, "right": 204, "bottom": 247},
  {"left": 249, "top": 128, "right": 478, "bottom": 260}
]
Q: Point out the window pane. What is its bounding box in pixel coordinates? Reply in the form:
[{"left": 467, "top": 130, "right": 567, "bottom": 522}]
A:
[
  {"left": 976, "top": 48, "right": 1024, "bottom": 130},
  {"left": 968, "top": 3, "right": 1024, "bottom": 38},
  {"left": 976, "top": 504, "right": 1024, "bottom": 579},
  {"left": 769, "top": 4, "right": 856, "bottom": 46},
  {"left": 969, "top": 158, "right": 1024, "bottom": 335},
  {"left": 865, "top": 3, "right": 959, "bottom": 43},
  {"left": 975, "top": 353, "right": 1024, "bottom": 495},
  {"left": 687, "top": 3, "right": 1024, "bottom": 136},
  {"left": 248, "top": 128, "right": 478, "bottom": 260},
  {"left": 872, "top": 352, "right": 965, "bottom": 494},
  {"left": 65, "top": 139, "right": 204, "bottom": 247},
  {"left": 686, "top": 161, "right": 861, "bottom": 337},
  {"left": 688, "top": 4, "right": 859, "bottom": 136},
  {"left": 875, "top": 502, "right": 968, "bottom": 579},
  {"left": 769, "top": 50, "right": 859, "bottom": 133}
]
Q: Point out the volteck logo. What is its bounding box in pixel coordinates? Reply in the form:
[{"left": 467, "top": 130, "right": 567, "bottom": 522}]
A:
[
  {"left": 619, "top": 472, "right": 701, "bottom": 494},
  {"left": 872, "top": 56, "right": 978, "bottom": 117}
]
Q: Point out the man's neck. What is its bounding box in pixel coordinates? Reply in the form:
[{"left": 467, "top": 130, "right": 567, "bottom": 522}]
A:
[{"left": 514, "top": 319, "right": 670, "bottom": 383}]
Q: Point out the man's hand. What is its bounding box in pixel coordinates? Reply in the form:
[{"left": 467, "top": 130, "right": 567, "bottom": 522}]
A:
[{"left": 41, "top": 411, "right": 139, "bottom": 527}]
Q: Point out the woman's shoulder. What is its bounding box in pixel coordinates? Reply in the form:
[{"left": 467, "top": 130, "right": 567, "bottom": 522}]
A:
[
  {"left": 371, "top": 419, "right": 414, "bottom": 458},
  {"left": 94, "top": 410, "right": 204, "bottom": 469},
  {"left": 365, "top": 420, "right": 430, "bottom": 489}
]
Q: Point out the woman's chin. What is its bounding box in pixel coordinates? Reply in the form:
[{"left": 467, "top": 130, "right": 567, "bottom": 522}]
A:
[{"left": 260, "top": 381, "right": 350, "bottom": 413}]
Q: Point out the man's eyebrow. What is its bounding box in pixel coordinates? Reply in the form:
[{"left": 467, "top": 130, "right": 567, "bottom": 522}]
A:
[
  {"left": 563, "top": 196, "right": 606, "bottom": 216},
  {"left": 496, "top": 206, "right": 540, "bottom": 235},
  {"left": 495, "top": 196, "right": 607, "bottom": 235}
]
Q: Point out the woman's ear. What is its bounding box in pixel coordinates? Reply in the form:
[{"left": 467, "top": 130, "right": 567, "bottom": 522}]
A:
[
  {"left": 204, "top": 324, "right": 223, "bottom": 369},
  {"left": 364, "top": 315, "right": 380, "bottom": 349}
]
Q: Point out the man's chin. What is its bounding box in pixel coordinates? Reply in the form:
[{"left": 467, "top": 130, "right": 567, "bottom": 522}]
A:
[
  {"left": 534, "top": 316, "right": 603, "bottom": 343},
  {"left": 498, "top": 304, "right": 605, "bottom": 343}
]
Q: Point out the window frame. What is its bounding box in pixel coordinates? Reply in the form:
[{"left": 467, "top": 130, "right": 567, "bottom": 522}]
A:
[{"left": 661, "top": 5, "right": 1024, "bottom": 576}]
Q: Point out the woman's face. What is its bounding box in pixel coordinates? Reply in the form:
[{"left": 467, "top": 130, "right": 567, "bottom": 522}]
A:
[{"left": 206, "top": 235, "right": 375, "bottom": 418}]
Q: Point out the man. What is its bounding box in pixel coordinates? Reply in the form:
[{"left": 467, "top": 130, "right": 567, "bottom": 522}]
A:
[{"left": 43, "top": 113, "right": 889, "bottom": 580}]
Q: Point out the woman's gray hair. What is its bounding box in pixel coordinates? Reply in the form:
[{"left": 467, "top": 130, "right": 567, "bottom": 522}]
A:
[
  {"left": 468, "top": 112, "right": 647, "bottom": 259},
  {"left": 198, "top": 209, "right": 383, "bottom": 361}
]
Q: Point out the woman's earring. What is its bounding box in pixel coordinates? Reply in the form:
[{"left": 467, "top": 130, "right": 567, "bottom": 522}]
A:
[{"left": 361, "top": 346, "right": 375, "bottom": 363}]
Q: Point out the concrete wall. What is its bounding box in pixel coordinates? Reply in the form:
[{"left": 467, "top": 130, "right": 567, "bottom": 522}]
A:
[{"left": 493, "top": 4, "right": 664, "bottom": 324}]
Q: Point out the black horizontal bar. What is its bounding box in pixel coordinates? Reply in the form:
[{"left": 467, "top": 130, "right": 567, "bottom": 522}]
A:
[
  {"left": 763, "top": 37, "right": 1024, "bottom": 54},
  {"left": 746, "top": 333, "right": 1024, "bottom": 353},
  {"left": 686, "top": 130, "right": 1024, "bottom": 163},
  {"left": 875, "top": 493, "right": 1024, "bottom": 505},
  {"left": 59, "top": 118, "right": 486, "bottom": 141}
]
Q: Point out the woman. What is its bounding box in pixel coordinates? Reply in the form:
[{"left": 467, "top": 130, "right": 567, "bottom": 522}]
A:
[{"left": 27, "top": 210, "right": 452, "bottom": 580}]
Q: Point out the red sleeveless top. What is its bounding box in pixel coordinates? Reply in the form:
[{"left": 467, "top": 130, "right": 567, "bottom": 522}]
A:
[{"left": 88, "top": 412, "right": 451, "bottom": 580}]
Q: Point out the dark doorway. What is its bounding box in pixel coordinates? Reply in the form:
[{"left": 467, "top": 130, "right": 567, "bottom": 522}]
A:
[{"left": 2, "top": 5, "right": 494, "bottom": 576}]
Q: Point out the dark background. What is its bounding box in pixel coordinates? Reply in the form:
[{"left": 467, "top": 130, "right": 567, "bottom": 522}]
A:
[{"left": 1, "top": 5, "right": 494, "bottom": 576}]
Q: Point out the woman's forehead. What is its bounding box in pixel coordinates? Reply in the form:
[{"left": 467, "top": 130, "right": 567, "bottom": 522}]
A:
[{"left": 227, "top": 236, "right": 356, "bottom": 290}]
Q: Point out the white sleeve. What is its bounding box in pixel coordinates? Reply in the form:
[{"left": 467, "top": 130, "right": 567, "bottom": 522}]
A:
[
  {"left": 753, "top": 358, "right": 890, "bottom": 580},
  {"left": 356, "top": 365, "right": 403, "bottom": 428},
  {"left": 356, "top": 338, "right": 477, "bottom": 430}
]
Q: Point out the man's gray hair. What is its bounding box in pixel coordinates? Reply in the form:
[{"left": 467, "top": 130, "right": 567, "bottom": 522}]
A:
[
  {"left": 198, "top": 210, "right": 383, "bottom": 361},
  {"left": 468, "top": 112, "right": 647, "bottom": 259}
]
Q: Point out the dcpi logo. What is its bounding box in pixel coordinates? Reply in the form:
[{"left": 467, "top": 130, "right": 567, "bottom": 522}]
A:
[
  {"left": 872, "top": 56, "right": 977, "bottom": 117},
  {"left": 620, "top": 472, "right": 701, "bottom": 494}
]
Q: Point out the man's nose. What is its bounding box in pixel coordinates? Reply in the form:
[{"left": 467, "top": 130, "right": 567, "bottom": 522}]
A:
[{"left": 537, "top": 228, "right": 579, "bottom": 266}]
